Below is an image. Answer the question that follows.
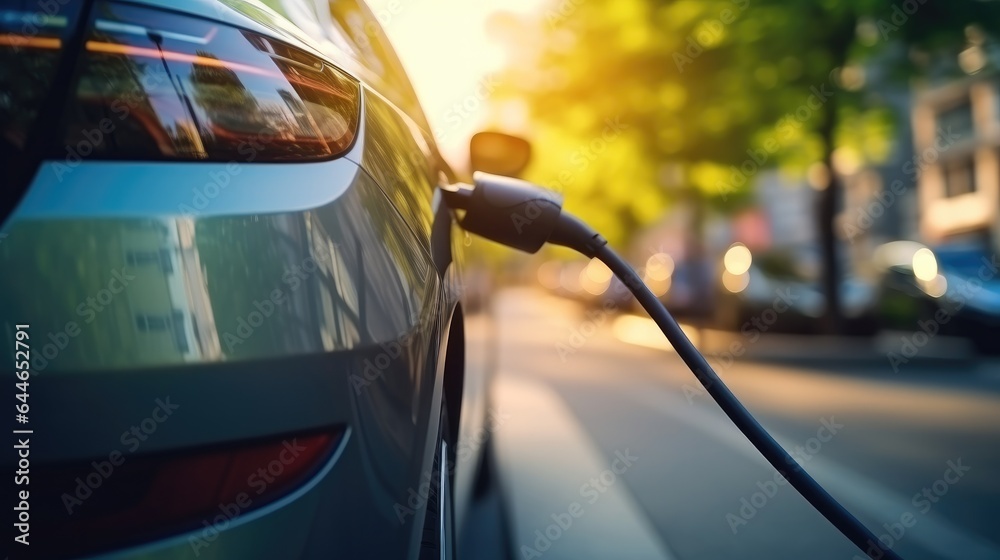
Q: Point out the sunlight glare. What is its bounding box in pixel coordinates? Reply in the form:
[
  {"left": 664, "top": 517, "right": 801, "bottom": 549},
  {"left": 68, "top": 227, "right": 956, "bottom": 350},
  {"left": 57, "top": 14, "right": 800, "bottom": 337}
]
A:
[{"left": 366, "top": 0, "right": 541, "bottom": 164}]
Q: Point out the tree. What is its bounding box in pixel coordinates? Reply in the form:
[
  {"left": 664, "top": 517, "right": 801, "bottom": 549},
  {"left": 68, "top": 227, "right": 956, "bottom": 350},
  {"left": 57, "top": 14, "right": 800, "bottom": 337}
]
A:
[
  {"left": 714, "top": 0, "right": 1000, "bottom": 331},
  {"left": 489, "top": 0, "right": 1000, "bottom": 331}
]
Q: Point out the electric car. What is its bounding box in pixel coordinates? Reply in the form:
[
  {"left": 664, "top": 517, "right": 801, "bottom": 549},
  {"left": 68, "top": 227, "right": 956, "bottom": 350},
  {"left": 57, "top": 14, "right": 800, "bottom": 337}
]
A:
[{"left": 0, "top": 0, "right": 511, "bottom": 557}]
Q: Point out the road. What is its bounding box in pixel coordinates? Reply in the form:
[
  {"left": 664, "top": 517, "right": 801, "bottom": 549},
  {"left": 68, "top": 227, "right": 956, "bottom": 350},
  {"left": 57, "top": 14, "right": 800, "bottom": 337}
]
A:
[{"left": 480, "top": 288, "right": 1000, "bottom": 560}]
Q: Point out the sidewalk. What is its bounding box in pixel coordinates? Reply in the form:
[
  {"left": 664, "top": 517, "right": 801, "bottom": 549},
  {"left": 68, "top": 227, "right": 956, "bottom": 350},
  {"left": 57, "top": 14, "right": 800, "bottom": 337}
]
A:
[
  {"left": 696, "top": 327, "right": 977, "bottom": 367},
  {"left": 517, "top": 289, "right": 980, "bottom": 370}
]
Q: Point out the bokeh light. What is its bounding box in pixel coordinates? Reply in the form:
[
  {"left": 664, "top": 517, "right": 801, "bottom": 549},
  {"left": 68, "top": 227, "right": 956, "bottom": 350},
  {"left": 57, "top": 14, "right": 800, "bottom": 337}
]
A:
[
  {"left": 912, "top": 248, "right": 938, "bottom": 282},
  {"left": 723, "top": 243, "right": 753, "bottom": 276}
]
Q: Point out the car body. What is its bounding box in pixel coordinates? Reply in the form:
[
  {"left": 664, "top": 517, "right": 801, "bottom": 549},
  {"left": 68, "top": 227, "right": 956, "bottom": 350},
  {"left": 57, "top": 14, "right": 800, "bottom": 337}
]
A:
[
  {"left": 713, "top": 247, "right": 879, "bottom": 335},
  {"left": 0, "top": 0, "right": 494, "bottom": 557},
  {"left": 874, "top": 240, "right": 1000, "bottom": 352}
]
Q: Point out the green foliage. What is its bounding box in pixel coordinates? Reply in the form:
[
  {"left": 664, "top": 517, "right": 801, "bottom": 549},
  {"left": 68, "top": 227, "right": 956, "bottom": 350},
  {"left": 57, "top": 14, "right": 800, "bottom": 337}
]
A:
[{"left": 487, "top": 0, "right": 1000, "bottom": 247}]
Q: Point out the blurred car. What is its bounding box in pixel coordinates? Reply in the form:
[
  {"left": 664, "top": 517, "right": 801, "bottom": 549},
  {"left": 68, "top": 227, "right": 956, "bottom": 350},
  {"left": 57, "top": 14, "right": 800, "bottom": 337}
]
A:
[
  {"left": 536, "top": 251, "right": 710, "bottom": 320},
  {"left": 0, "top": 0, "right": 501, "bottom": 557},
  {"left": 874, "top": 241, "right": 1000, "bottom": 353},
  {"left": 653, "top": 254, "right": 714, "bottom": 321},
  {"left": 535, "top": 258, "right": 625, "bottom": 312},
  {"left": 713, "top": 246, "right": 879, "bottom": 335}
]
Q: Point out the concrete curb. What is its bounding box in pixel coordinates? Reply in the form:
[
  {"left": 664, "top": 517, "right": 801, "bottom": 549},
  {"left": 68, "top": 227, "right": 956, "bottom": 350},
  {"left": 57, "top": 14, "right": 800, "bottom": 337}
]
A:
[{"left": 697, "top": 329, "right": 976, "bottom": 367}]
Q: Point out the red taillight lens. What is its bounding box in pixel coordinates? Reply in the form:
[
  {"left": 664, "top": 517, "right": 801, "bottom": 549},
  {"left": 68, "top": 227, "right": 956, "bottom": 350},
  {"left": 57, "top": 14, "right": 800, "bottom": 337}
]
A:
[
  {"left": 61, "top": 1, "right": 359, "bottom": 162},
  {"left": 38, "top": 428, "right": 343, "bottom": 558}
]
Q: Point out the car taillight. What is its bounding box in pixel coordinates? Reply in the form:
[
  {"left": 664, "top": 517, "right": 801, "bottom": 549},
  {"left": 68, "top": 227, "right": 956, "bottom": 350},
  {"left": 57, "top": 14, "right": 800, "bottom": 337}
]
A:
[
  {"left": 36, "top": 428, "right": 344, "bottom": 558},
  {"left": 60, "top": 1, "right": 360, "bottom": 162}
]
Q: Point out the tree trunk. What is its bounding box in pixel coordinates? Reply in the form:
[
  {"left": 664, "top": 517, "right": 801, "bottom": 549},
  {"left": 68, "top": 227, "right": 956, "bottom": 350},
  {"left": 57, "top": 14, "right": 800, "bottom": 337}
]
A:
[
  {"left": 818, "top": 102, "right": 842, "bottom": 334},
  {"left": 812, "top": 13, "right": 856, "bottom": 336}
]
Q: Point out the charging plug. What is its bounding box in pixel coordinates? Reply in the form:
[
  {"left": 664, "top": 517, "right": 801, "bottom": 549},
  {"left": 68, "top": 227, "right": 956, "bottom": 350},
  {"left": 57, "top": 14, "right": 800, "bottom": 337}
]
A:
[{"left": 441, "top": 172, "right": 607, "bottom": 257}]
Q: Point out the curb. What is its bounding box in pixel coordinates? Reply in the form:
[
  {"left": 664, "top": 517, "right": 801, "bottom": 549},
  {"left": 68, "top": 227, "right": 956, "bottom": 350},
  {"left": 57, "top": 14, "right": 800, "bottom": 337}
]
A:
[{"left": 697, "top": 330, "right": 976, "bottom": 368}]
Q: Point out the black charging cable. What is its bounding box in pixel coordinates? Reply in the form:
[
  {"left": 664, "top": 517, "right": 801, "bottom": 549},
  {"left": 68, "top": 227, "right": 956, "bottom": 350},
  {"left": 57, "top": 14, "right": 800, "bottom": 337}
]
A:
[{"left": 441, "top": 173, "right": 903, "bottom": 560}]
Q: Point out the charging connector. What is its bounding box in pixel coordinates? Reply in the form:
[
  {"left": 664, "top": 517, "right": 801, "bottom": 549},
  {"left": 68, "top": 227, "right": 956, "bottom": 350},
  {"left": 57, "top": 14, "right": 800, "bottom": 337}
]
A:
[
  {"left": 442, "top": 172, "right": 608, "bottom": 257},
  {"left": 441, "top": 175, "right": 904, "bottom": 560}
]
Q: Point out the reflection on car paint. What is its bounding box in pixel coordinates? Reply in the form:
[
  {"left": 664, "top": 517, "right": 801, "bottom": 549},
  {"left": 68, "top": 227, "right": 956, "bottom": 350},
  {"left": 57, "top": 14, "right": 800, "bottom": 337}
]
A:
[{"left": 0, "top": 170, "right": 435, "bottom": 371}]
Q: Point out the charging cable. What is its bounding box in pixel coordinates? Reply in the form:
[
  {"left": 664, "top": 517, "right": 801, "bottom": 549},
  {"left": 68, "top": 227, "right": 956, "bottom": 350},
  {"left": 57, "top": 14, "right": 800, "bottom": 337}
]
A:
[{"left": 441, "top": 173, "right": 903, "bottom": 560}]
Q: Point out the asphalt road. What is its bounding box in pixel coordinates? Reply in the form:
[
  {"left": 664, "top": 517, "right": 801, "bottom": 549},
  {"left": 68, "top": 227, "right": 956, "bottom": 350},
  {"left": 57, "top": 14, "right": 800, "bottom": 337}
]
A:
[{"left": 481, "top": 288, "right": 1000, "bottom": 560}]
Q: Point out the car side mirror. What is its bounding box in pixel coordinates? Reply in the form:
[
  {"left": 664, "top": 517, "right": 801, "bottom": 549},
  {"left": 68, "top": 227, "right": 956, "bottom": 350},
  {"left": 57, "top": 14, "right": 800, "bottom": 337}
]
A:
[{"left": 469, "top": 131, "right": 531, "bottom": 178}]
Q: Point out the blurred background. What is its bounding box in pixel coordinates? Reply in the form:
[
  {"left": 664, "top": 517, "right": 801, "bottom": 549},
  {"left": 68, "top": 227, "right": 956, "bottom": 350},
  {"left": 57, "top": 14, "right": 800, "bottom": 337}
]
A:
[
  {"left": 367, "top": 1, "right": 1000, "bottom": 558},
  {"left": 372, "top": 0, "right": 1000, "bottom": 348}
]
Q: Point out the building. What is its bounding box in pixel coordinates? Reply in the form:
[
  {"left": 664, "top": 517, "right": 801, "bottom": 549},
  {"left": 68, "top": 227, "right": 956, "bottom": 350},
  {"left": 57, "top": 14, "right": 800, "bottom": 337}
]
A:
[{"left": 912, "top": 73, "right": 1000, "bottom": 251}]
